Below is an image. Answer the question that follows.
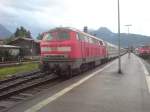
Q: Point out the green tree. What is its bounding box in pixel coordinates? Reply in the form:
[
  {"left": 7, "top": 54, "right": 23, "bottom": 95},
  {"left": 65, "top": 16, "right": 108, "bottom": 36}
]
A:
[
  {"left": 14, "top": 26, "right": 32, "bottom": 38},
  {"left": 14, "top": 28, "right": 20, "bottom": 37},
  {"left": 26, "top": 30, "right": 31, "bottom": 38},
  {"left": 36, "top": 33, "right": 43, "bottom": 40}
]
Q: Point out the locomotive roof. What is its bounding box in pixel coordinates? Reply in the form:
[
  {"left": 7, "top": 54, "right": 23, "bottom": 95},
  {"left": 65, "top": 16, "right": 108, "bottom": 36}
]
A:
[
  {"left": 50, "top": 27, "right": 106, "bottom": 44},
  {"left": 48, "top": 27, "right": 118, "bottom": 48},
  {"left": 49, "top": 27, "right": 104, "bottom": 41}
]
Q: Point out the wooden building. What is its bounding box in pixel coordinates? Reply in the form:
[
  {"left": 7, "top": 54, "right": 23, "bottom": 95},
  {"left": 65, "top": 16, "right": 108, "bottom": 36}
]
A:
[
  {"left": 0, "top": 45, "right": 20, "bottom": 62},
  {"left": 8, "top": 37, "right": 40, "bottom": 58}
]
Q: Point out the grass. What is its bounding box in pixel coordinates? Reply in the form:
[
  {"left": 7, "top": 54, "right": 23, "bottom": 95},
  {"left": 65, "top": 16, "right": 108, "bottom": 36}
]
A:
[{"left": 0, "top": 62, "right": 39, "bottom": 79}]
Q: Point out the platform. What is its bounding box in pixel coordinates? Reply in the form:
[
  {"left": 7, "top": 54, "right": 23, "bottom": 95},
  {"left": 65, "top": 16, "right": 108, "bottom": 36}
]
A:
[{"left": 5, "top": 54, "right": 150, "bottom": 112}]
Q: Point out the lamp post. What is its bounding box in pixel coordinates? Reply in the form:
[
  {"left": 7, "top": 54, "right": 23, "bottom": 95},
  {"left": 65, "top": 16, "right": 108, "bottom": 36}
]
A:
[
  {"left": 125, "top": 24, "right": 132, "bottom": 34},
  {"left": 125, "top": 24, "right": 132, "bottom": 54},
  {"left": 118, "top": 0, "right": 121, "bottom": 73}
]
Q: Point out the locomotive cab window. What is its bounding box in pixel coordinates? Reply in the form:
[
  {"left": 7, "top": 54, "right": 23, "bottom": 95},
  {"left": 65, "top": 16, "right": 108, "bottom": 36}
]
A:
[
  {"left": 43, "top": 33, "right": 53, "bottom": 41},
  {"left": 57, "top": 31, "right": 69, "bottom": 40},
  {"left": 42, "top": 31, "right": 70, "bottom": 41}
]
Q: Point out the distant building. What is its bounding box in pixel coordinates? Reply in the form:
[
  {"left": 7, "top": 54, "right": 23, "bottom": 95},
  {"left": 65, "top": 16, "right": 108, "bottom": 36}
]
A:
[{"left": 8, "top": 37, "right": 40, "bottom": 58}]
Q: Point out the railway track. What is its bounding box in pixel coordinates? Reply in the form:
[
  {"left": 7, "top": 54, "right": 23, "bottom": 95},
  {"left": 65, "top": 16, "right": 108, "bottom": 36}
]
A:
[
  {"left": 0, "top": 71, "right": 58, "bottom": 100},
  {"left": 0, "top": 57, "right": 121, "bottom": 112},
  {"left": 0, "top": 70, "right": 40, "bottom": 85},
  {"left": 0, "top": 71, "right": 60, "bottom": 112}
]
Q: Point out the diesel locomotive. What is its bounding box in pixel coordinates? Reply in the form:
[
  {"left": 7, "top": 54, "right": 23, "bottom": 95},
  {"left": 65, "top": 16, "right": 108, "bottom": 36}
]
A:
[
  {"left": 135, "top": 45, "right": 150, "bottom": 58},
  {"left": 39, "top": 27, "right": 125, "bottom": 77}
]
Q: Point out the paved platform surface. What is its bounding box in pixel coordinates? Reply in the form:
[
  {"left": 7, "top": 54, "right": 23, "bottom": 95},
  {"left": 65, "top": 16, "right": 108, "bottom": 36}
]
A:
[{"left": 6, "top": 54, "right": 150, "bottom": 112}]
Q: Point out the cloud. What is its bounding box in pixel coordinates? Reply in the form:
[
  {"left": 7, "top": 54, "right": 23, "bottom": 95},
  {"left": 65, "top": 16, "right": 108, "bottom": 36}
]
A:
[
  {"left": 0, "top": 0, "right": 62, "bottom": 11},
  {"left": 1, "top": 0, "right": 150, "bottom": 36},
  {"left": 0, "top": 0, "right": 66, "bottom": 36}
]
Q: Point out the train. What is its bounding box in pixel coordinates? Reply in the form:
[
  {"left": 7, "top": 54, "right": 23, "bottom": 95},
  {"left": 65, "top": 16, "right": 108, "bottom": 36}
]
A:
[
  {"left": 135, "top": 45, "right": 150, "bottom": 58},
  {"left": 39, "top": 27, "right": 126, "bottom": 77}
]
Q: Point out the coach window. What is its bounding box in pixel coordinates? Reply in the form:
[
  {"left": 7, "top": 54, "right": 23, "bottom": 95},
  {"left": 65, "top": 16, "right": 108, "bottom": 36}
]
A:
[
  {"left": 76, "top": 34, "right": 79, "bottom": 40},
  {"left": 93, "top": 39, "right": 98, "bottom": 44},
  {"left": 92, "top": 39, "right": 95, "bottom": 44},
  {"left": 78, "top": 33, "right": 85, "bottom": 41},
  {"left": 94, "top": 39, "right": 97, "bottom": 44},
  {"left": 96, "top": 40, "right": 99, "bottom": 44},
  {"left": 89, "top": 37, "right": 93, "bottom": 44},
  {"left": 84, "top": 36, "right": 88, "bottom": 42},
  {"left": 99, "top": 41, "right": 103, "bottom": 45}
]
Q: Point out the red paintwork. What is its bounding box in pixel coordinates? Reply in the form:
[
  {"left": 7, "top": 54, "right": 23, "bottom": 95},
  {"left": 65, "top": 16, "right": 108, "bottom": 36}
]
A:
[
  {"left": 137, "top": 45, "right": 150, "bottom": 56},
  {"left": 40, "top": 28, "right": 107, "bottom": 60}
]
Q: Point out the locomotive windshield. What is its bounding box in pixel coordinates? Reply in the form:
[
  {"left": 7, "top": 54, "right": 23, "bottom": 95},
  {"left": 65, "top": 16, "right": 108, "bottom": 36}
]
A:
[{"left": 43, "top": 31, "right": 70, "bottom": 41}]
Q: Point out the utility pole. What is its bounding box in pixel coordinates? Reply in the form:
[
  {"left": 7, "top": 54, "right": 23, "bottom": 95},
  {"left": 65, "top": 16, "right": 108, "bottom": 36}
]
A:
[{"left": 118, "top": 0, "right": 122, "bottom": 73}]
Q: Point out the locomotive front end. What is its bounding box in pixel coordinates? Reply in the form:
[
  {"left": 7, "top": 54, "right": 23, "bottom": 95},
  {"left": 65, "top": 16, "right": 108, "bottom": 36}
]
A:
[
  {"left": 138, "top": 45, "right": 150, "bottom": 58},
  {"left": 39, "top": 28, "right": 75, "bottom": 75}
]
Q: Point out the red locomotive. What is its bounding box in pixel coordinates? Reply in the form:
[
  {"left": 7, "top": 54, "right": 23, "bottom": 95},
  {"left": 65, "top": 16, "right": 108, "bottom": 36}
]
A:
[
  {"left": 39, "top": 27, "right": 125, "bottom": 77},
  {"left": 136, "top": 45, "right": 150, "bottom": 58}
]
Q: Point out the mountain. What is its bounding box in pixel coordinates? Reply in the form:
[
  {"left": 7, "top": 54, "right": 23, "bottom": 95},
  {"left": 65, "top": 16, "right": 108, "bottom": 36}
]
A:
[
  {"left": 90, "top": 27, "right": 150, "bottom": 48},
  {"left": 0, "top": 24, "right": 12, "bottom": 39}
]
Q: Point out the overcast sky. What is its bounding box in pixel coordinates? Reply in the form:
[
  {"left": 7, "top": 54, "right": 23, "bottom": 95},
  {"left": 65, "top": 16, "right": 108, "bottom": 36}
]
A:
[{"left": 0, "top": 0, "right": 150, "bottom": 36}]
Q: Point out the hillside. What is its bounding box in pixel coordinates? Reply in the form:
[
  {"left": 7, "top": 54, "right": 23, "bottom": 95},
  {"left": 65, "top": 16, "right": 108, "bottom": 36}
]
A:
[
  {"left": 0, "top": 24, "right": 12, "bottom": 39},
  {"left": 90, "top": 27, "right": 150, "bottom": 48}
]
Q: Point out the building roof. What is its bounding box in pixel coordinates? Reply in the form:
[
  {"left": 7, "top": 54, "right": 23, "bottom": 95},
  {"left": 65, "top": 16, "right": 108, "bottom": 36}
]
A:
[
  {"left": 0, "top": 45, "right": 20, "bottom": 49},
  {"left": 9, "top": 37, "right": 40, "bottom": 43}
]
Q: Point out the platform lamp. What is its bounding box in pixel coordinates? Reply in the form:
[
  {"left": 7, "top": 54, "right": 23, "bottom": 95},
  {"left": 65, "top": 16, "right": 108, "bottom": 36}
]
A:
[
  {"left": 118, "top": 0, "right": 122, "bottom": 73},
  {"left": 125, "top": 24, "right": 132, "bottom": 51},
  {"left": 125, "top": 24, "right": 132, "bottom": 34}
]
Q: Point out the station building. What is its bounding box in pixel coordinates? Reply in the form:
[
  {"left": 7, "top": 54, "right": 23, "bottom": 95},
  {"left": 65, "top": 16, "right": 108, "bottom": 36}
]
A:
[
  {"left": 0, "top": 45, "right": 20, "bottom": 62},
  {"left": 8, "top": 37, "right": 40, "bottom": 59}
]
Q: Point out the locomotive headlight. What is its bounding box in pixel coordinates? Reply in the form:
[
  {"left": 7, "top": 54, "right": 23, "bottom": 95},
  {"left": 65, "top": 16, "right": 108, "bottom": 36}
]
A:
[{"left": 57, "top": 47, "right": 71, "bottom": 52}]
